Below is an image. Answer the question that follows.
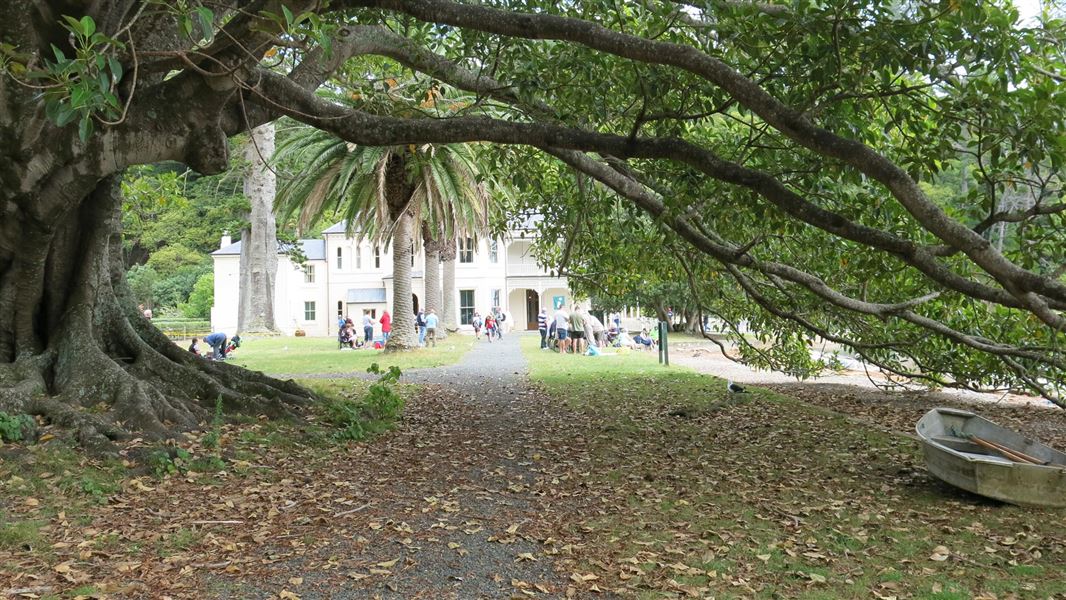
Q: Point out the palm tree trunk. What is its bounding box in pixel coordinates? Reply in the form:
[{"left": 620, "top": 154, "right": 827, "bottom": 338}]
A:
[
  {"left": 422, "top": 224, "right": 442, "bottom": 318},
  {"left": 386, "top": 212, "right": 417, "bottom": 351},
  {"left": 441, "top": 238, "right": 458, "bottom": 333}
]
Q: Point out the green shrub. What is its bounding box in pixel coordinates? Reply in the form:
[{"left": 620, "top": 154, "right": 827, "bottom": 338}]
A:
[
  {"left": 146, "top": 446, "right": 191, "bottom": 477},
  {"left": 188, "top": 455, "right": 226, "bottom": 473},
  {"left": 202, "top": 395, "right": 224, "bottom": 450},
  {"left": 364, "top": 363, "right": 404, "bottom": 422},
  {"left": 321, "top": 364, "right": 404, "bottom": 441},
  {"left": 0, "top": 412, "right": 35, "bottom": 442},
  {"left": 180, "top": 272, "right": 213, "bottom": 319}
]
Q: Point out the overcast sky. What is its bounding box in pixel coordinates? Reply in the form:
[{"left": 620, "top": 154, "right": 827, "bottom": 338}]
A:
[{"left": 1014, "top": 0, "right": 1042, "bottom": 23}]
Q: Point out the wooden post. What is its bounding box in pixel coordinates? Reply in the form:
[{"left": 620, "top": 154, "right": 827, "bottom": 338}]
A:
[
  {"left": 658, "top": 321, "right": 664, "bottom": 364},
  {"left": 662, "top": 321, "right": 669, "bottom": 366}
]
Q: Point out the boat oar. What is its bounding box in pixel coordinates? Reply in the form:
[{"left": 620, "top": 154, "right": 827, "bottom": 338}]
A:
[{"left": 968, "top": 435, "right": 1047, "bottom": 465}]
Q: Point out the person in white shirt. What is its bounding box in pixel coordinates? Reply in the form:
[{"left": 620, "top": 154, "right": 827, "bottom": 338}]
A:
[{"left": 553, "top": 307, "right": 570, "bottom": 353}]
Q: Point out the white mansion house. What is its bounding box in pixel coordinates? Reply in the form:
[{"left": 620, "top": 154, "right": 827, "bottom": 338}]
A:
[{"left": 210, "top": 221, "right": 571, "bottom": 337}]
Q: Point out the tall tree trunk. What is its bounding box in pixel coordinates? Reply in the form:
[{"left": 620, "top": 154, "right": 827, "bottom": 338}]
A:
[
  {"left": 0, "top": 177, "right": 311, "bottom": 449},
  {"left": 440, "top": 238, "right": 459, "bottom": 333},
  {"left": 422, "top": 224, "right": 442, "bottom": 317},
  {"left": 384, "top": 155, "right": 417, "bottom": 351},
  {"left": 386, "top": 213, "right": 417, "bottom": 351},
  {"left": 238, "top": 123, "right": 279, "bottom": 333}
]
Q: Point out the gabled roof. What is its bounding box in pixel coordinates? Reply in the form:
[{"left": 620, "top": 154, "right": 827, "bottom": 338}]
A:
[
  {"left": 322, "top": 220, "right": 361, "bottom": 235},
  {"left": 212, "top": 239, "right": 326, "bottom": 261}
]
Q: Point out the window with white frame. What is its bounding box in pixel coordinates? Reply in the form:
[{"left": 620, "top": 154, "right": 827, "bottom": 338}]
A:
[
  {"left": 491, "top": 288, "right": 500, "bottom": 310},
  {"left": 374, "top": 246, "right": 381, "bottom": 268},
  {"left": 303, "top": 264, "right": 315, "bottom": 283},
  {"left": 355, "top": 245, "right": 362, "bottom": 268},
  {"left": 304, "top": 301, "right": 316, "bottom": 321},
  {"left": 488, "top": 239, "right": 498, "bottom": 263},
  {"left": 460, "top": 289, "right": 475, "bottom": 324},
  {"left": 459, "top": 237, "right": 475, "bottom": 263},
  {"left": 411, "top": 242, "right": 415, "bottom": 267},
  {"left": 336, "top": 247, "right": 343, "bottom": 269}
]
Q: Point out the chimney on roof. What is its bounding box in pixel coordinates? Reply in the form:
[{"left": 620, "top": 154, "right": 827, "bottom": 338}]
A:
[{"left": 220, "top": 231, "right": 231, "bottom": 248}]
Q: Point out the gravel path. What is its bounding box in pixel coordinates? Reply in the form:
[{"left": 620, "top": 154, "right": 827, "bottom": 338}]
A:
[
  {"left": 210, "top": 333, "right": 586, "bottom": 599},
  {"left": 672, "top": 343, "right": 1057, "bottom": 409}
]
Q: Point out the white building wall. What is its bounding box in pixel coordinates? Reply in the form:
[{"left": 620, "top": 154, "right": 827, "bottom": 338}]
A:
[
  {"left": 211, "top": 255, "right": 240, "bottom": 335},
  {"left": 211, "top": 227, "right": 569, "bottom": 337},
  {"left": 450, "top": 237, "right": 508, "bottom": 328},
  {"left": 277, "top": 257, "right": 330, "bottom": 336}
]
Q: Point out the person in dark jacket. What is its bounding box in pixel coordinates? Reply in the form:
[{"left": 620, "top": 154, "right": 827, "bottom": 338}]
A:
[{"left": 204, "top": 332, "right": 228, "bottom": 360}]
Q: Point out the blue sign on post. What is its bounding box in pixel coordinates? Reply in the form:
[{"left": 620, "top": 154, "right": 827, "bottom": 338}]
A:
[{"left": 553, "top": 295, "right": 566, "bottom": 309}]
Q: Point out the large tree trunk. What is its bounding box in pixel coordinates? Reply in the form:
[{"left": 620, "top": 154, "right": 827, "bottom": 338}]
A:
[
  {"left": 0, "top": 177, "right": 312, "bottom": 450},
  {"left": 386, "top": 213, "right": 417, "bottom": 351},
  {"left": 238, "top": 123, "right": 279, "bottom": 333},
  {"left": 441, "top": 239, "right": 459, "bottom": 333},
  {"left": 420, "top": 222, "right": 441, "bottom": 341},
  {"left": 384, "top": 155, "right": 417, "bottom": 351},
  {"left": 422, "top": 224, "right": 442, "bottom": 317}
]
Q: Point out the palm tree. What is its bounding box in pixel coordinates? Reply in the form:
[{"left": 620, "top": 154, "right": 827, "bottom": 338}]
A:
[
  {"left": 440, "top": 237, "right": 458, "bottom": 335},
  {"left": 274, "top": 127, "right": 492, "bottom": 351}
]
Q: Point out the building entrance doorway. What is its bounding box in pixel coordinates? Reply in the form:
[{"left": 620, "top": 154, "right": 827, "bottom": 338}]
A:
[{"left": 525, "top": 289, "right": 540, "bottom": 330}]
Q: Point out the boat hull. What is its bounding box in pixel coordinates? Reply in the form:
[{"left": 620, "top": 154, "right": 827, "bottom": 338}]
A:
[{"left": 916, "top": 408, "right": 1066, "bottom": 508}]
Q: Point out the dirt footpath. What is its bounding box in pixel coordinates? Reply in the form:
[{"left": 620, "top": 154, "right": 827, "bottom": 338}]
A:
[{"left": 672, "top": 345, "right": 1066, "bottom": 448}]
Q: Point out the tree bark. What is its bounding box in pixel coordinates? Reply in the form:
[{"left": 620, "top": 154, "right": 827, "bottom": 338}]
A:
[
  {"left": 0, "top": 176, "right": 312, "bottom": 450},
  {"left": 422, "top": 224, "right": 442, "bottom": 317},
  {"left": 238, "top": 123, "right": 279, "bottom": 334},
  {"left": 384, "top": 155, "right": 417, "bottom": 351},
  {"left": 440, "top": 238, "right": 459, "bottom": 333}
]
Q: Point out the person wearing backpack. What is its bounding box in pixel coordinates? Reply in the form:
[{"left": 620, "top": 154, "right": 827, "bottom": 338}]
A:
[
  {"left": 415, "top": 309, "right": 427, "bottom": 347},
  {"left": 493, "top": 308, "right": 504, "bottom": 339},
  {"left": 472, "top": 311, "right": 483, "bottom": 338}
]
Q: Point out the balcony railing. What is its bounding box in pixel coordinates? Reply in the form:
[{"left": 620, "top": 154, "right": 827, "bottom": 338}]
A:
[{"left": 505, "top": 262, "right": 550, "bottom": 277}]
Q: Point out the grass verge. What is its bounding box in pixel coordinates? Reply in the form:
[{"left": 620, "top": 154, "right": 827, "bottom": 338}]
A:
[{"left": 226, "top": 334, "right": 476, "bottom": 375}]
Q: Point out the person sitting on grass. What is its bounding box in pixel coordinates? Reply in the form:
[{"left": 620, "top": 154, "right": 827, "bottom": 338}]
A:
[
  {"left": 633, "top": 328, "right": 655, "bottom": 349},
  {"left": 187, "top": 337, "right": 201, "bottom": 356},
  {"left": 339, "top": 323, "right": 356, "bottom": 349}
]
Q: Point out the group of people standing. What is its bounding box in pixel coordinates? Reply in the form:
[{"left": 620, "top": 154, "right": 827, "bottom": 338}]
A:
[
  {"left": 338, "top": 310, "right": 393, "bottom": 349},
  {"left": 470, "top": 308, "right": 512, "bottom": 343},
  {"left": 541, "top": 305, "right": 601, "bottom": 353},
  {"left": 538, "top": 306, "right": 657, "bottom": 354},
  {"left": 414, "top": 309, "right": 440, "bottom": 347}
]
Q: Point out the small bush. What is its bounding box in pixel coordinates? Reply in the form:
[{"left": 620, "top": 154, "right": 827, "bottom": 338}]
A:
[
  {"left": 188, "top": 455, "right": 226, "bottom": 473},
  {"left": 364, "top": 363, "right": 404, "bottom": 422},
  {"left": 79, "top": 474, "right": 120, "bottom": 503},
  {"left": 320, "top": 364, "right": 404, "bottom": 441},
  {"left": 202, "top": 395, "right": 224, "bottom": 450},
  {"left": 146, "top": 446, "right": 192, "bottom": 477},
  {"left": 0, "top": 412, "right": 35, "bottom": 443}
]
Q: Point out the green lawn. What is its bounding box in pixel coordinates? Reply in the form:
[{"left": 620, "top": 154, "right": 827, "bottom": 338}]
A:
[
  {"left": 227, "top": 334, "right": 476, "bottom": 375},
  {"left": 520, "top": 336, "right": 1066, "bottom": 599}
]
